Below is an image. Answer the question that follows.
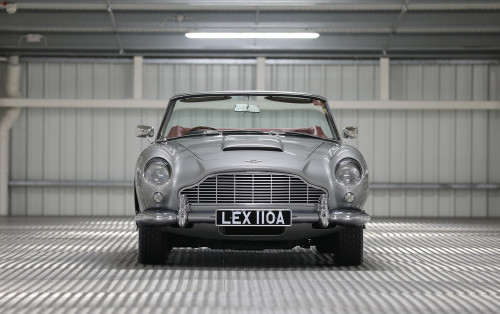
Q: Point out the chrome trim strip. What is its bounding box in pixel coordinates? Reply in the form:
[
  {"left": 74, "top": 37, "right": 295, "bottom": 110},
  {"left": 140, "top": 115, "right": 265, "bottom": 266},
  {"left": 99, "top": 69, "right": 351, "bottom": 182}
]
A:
[
  {"left": 169, "top": 91, "right": 328, "bottom": 103},
  {"left": 318, "top": 194, "right": 330, "bottom": 228},
  {"left": 177, "top": 195, "right": 189, "bottom": 228},
  {"left": 136, "top": 208, "right": 370, "bottom": 227}
]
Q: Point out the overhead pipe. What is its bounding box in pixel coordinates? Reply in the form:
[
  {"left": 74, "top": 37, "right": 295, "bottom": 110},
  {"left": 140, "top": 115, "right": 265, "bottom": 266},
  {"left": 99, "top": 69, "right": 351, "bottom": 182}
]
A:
[
  {"left": 5, "top": 56, "right": 22, "bottom": 98},
  {"left": 0, "top": 56, "right": 22, "bottom": 216},
  {"left": 383, "top": 0, "right": 410, "bottom": 55},
  {"left": 106, "top": 0, "right": 124, "bottom": 55}
]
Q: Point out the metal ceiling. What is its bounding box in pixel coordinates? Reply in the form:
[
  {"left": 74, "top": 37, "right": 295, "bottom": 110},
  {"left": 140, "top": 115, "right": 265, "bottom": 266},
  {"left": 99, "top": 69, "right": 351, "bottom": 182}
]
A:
[{"left": 1, "top": 0, "right": 500, "bottom": 58}]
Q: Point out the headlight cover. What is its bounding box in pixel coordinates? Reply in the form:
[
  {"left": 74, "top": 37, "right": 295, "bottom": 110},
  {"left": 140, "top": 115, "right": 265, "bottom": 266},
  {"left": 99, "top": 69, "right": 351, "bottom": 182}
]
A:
[
  {"left": 144, "top": 158, "right": 171, "bottom": 186},
  {"left": 335, "top": 158, "right": 362, "bottom": 186}
]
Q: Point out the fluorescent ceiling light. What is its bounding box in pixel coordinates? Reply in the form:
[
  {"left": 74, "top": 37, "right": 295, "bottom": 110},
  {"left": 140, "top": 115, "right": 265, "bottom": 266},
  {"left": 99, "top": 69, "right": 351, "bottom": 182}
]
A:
[{"left": 185, "top": 32, "right": 320, "bottom": 39}]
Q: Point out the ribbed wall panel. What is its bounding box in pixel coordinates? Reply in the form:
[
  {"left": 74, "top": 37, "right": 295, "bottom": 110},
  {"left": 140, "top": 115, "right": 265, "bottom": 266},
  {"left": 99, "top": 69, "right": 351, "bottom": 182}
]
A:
[
  {"left": 266, "top": 62, "right": 379, "bottom": 100},
  {"left": 0, "top": 63, "right": 7, "bottom": 98},
  {"left": 266, "top": 61, "right": 500, "bottom": 218},
  {"left": 9, "top": 60, "right": 256, "bottom": 216},
  {"left": 7, "top": 59, "right": 500, "bottom": 217},
  {"left": 143, "top": 63, "right": 256, "bottom": 99}
]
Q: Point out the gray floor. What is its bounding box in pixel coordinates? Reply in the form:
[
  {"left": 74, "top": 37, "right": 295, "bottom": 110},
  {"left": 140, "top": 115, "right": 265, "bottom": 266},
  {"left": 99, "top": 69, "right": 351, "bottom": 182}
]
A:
[{"left": 0, "top": 217, "right": 499, "bottom": 314}]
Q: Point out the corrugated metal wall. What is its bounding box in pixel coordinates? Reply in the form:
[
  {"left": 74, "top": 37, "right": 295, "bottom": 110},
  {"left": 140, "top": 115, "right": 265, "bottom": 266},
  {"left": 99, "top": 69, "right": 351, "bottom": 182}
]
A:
[
  {"left": 9, "top": 59, "right": 256, "bottom": 216},
  {"left": 0, "top": 63, "right": 7, "bottom": 98},
  {"left": 267, "top": 61, "right": 500, "bottom": 217},
  {"left": 8, "top": 59, "right": 500, "bottom": 217}
]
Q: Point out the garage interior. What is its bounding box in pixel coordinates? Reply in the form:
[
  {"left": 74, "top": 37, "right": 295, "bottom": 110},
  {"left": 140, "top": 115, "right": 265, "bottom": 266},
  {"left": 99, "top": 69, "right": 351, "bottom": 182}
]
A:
[{"left": 0, "top": 0, "right": 499, "bottom": 313}]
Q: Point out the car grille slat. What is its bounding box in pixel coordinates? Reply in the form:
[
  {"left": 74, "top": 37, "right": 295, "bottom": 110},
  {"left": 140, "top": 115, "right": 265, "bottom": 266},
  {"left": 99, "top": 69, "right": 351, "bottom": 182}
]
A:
[{"left": 180, "top": 172, "right": 325, "bottom": 204}]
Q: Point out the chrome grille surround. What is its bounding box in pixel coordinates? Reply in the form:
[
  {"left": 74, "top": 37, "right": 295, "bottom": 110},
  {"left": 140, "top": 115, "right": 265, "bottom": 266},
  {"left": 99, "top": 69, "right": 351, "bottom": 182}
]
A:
[{"left": 180, "top": 172, "right": 327, "bottom": 205}]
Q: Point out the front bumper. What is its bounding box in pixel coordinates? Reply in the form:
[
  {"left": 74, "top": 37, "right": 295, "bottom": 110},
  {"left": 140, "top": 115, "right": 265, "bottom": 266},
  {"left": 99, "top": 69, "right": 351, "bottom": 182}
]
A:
[{"left": 136, "top": 207, "right": 370, "bottom": 228}]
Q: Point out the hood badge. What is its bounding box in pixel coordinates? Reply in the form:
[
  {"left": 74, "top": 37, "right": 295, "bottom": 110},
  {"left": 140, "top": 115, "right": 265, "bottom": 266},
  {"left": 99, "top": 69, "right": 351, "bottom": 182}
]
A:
[{"left": 245, "top": 159, "right": 262, "bottom": 163}]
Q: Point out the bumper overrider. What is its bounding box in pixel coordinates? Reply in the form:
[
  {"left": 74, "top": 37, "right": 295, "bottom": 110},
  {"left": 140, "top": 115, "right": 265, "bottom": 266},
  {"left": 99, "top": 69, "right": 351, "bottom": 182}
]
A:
[{"left": 136, "top": 195, "right": 370, "bottom": 228}]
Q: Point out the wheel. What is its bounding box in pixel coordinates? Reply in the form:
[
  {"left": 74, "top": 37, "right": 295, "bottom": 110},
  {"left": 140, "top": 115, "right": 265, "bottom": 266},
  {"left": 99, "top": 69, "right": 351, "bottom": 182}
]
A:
[
  {"left": 138, "top": 226, "right": 171, "bottom": 264},
  {"left": 314, "top": 235, "right": 335, "bottom": 254},
  {"left": 333, "top": 226, "right": 364, "bottom": 266}
]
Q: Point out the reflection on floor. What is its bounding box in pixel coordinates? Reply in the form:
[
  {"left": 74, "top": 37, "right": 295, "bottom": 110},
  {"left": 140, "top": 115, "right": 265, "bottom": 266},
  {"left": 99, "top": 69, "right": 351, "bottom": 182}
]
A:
[{"left": 0, "top": 217, "right": 499, "bottom": 313}]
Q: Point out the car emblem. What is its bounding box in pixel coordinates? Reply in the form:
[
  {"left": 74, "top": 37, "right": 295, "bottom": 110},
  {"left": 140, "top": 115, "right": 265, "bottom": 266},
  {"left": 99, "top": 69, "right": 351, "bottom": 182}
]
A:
[{"left": 245, "top": 160, "right": 262, "bottom": 163}]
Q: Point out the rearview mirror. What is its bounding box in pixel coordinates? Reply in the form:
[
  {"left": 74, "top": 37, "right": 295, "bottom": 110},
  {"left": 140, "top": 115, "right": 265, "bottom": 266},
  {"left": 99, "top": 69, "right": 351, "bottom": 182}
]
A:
[
  {"left": 343, "top": 126, "right": 358, "bottom": 139},
  {"left": 234, "top": 103, "right": 260, "bottom": 113},
  {"left": 136, "top": 125, "right": 154, "bottom": 143}
]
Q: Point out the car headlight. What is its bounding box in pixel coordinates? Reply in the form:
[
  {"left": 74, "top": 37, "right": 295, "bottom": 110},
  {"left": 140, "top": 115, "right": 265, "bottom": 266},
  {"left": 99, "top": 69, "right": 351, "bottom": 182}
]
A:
[
  {"left": 335, "top": 158, "right": 362, "bottom": 186},
  {"left": 144, "top": 158, "right": 171, "bottom": 186}
]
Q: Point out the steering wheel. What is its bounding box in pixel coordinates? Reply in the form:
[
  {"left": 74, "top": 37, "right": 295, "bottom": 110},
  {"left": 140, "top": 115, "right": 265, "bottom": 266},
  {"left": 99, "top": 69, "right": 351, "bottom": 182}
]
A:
[{"left": 185, "top": 126, "right": 218, "bottom": 135}]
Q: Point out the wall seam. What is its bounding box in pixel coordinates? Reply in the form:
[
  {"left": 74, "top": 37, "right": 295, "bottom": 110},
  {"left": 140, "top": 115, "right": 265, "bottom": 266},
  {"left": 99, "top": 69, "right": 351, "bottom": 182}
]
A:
[
  {"left": 58, "top": 63, "right": 63, "bottom": 216},
  {"left": 24, "top": 64, "right": 29, "bottom": 216},
  {"left": 41, "top": 62, "right": 46, "bottom": 216}
]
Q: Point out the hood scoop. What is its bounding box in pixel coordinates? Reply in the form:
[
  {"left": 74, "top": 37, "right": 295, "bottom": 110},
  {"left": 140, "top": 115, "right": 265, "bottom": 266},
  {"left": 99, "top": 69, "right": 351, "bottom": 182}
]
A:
[{"left": 222, "top": 135, "right": 284, "bottom": 152}]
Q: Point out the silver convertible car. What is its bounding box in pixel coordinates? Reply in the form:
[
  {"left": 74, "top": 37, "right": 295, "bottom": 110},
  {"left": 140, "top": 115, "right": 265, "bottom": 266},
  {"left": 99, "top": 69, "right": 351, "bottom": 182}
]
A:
[{"left": 135, "top": 91, "right": 369, "bottom": 266}]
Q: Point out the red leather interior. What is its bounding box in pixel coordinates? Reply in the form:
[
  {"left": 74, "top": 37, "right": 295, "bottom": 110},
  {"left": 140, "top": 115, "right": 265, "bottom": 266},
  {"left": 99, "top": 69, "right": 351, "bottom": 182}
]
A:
[{"left": 166, "top": 125, "right": 328, "bottom": 139}]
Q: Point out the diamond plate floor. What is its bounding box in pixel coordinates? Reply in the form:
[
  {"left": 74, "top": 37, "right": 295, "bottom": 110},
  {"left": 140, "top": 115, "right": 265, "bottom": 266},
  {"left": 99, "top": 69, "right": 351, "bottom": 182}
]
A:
[{"left": 0, "top": 217, "right": 499, "bottom": 314}]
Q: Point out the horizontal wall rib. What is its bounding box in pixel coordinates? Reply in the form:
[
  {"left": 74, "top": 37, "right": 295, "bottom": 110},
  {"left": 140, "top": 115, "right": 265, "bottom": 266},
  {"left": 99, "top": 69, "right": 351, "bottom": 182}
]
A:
[
  {"left": 18, "top": 58, "right": 498, "bottom": 66},
  {"left": 9, "top": 180, "right": 132, "bottom": 188},
  {"left": 370, "top": 183, "right": 500, "bottom": 190},
  {"left": 9, "top": 181, "right": 500, "bottom": 190},
  {"left": 1, "top": 98, "right": 500, "bottom": 110}
]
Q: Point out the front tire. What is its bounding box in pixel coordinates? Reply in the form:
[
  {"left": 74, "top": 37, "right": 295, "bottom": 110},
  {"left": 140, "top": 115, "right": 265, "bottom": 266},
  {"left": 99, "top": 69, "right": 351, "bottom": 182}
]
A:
[
  {"left": 138, "top": 226, "right": 171, "bottom": 264},
  {"left": 333, "top": 226, "right": 364, "bottom": 266},
  {"left": 315, "top": 235, "right": 335, "bottom": 254}
]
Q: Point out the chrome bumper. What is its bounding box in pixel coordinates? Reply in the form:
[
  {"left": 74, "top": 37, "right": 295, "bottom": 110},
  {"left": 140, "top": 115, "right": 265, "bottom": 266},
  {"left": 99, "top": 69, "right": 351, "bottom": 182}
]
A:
[{"left": 136, "top": 208, "right": 370, "bottom": 228}]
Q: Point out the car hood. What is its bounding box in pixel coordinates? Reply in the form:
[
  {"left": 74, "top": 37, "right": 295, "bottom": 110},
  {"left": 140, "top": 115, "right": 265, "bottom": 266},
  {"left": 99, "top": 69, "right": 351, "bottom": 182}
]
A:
[{"left": 174, "top": 134, "right": 326, "bottom": 161}]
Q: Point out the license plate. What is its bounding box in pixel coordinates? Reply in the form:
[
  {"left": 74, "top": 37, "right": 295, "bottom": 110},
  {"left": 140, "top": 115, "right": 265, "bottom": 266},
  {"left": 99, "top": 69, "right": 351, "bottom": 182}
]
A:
[{"left": 216, "top": 209, "right": 292, "bottom": 227}]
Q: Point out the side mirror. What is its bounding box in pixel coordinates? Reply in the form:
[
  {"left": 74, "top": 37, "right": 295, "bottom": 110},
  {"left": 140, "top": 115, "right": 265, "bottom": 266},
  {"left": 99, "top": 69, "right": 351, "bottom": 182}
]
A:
[
  {"left": 136, "top": 125, "right": 154, "bottom": 143},
  {"left": 343, "top": 126, "right": 358, "bottom": 139}
]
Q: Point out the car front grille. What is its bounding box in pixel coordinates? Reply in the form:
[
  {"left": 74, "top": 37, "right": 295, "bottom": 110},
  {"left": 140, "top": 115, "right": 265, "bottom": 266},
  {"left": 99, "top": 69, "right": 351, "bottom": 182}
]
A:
[{"left": 180, "top": 172, "right": 326, "bottom": 204}]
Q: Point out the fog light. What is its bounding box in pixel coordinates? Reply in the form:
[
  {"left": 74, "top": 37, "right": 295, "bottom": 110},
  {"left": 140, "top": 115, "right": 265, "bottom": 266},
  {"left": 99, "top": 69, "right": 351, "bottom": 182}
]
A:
[
  {"left": 344, "top": 192, "right": 355, "bottom": 203},
  {"left": 153, "top": 192, "right": 164, "bottom": 203}
]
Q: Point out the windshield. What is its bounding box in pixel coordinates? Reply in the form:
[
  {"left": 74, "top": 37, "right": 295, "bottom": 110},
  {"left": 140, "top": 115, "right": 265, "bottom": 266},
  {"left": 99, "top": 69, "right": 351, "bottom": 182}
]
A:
[{"left": 159, "top": 94, "right": 338, "bottom": 140}]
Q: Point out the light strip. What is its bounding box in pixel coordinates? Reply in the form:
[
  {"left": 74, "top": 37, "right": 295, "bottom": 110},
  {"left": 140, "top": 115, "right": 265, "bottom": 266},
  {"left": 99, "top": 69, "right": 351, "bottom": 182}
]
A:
[{"left": 185, "top": 32, "right": 320, "bottom": 39}]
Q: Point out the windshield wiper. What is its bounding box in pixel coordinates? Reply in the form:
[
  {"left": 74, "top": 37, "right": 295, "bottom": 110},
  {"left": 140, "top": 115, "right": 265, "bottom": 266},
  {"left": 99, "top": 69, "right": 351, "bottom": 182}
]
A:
[{"left": 269, "top": 130, "right": 329, "bottom": 140}]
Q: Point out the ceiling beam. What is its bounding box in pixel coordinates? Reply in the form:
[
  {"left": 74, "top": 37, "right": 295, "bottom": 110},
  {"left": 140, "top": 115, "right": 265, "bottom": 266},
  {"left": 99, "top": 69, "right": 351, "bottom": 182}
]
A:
[
  {"left": 14, "top": 2, "right": 500, "bottom": 12},
  {"left": 3, "top": 26, "right": 500, "bottom": 35}
]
